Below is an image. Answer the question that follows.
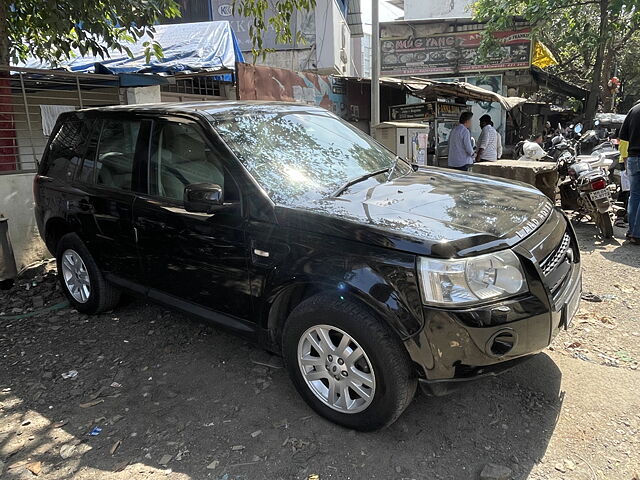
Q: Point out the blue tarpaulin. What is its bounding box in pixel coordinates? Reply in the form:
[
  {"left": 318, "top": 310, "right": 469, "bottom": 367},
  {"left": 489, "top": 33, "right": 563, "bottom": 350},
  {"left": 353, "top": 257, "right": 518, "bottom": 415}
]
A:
[{"left": 24, "top": 21, "right": 244, "bottom": 75}]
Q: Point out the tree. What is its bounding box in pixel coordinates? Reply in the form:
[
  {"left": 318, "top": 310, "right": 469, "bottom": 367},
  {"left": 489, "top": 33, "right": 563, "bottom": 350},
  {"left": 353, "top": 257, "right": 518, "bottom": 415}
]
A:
[
  {"left": 472, "top": 0, "right": 640, "bottom": 122},
  {"left": 1, "top": 0, "right": 181, "bottom": 67},
  {"left": 232, "top": 0, "right": 316, "bottom": 60}
]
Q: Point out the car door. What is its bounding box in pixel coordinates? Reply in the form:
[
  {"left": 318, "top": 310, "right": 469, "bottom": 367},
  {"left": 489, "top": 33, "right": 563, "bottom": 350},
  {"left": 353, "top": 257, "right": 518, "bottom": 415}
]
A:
[
  {"left": 132, "top": 117, "right": 254, "bottom": 324},
  {"left": 70, "top": 114, "right": 149, "bottom": 286}
]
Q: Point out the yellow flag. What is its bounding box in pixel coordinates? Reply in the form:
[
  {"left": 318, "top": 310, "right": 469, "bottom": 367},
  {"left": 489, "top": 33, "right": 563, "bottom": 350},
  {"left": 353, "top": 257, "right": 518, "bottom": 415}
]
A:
[
  {"left": 532, "top": 41, "right": 558, "bottom": 69},
  {"left": 620, "top": 139, "right": 628, "bottom": 161}
]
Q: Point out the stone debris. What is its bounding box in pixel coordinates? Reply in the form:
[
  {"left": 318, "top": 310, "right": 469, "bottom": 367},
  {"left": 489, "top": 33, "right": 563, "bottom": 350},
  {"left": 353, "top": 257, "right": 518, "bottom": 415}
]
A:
[{"left": 479, "top": 463, "right": 513, "bottom": 480}]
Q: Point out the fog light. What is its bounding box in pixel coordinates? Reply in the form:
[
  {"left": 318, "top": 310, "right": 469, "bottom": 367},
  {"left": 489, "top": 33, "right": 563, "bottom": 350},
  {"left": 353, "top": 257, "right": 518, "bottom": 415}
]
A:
[{"left": 486, "top": 329, "right": 517, "bottom": 357}]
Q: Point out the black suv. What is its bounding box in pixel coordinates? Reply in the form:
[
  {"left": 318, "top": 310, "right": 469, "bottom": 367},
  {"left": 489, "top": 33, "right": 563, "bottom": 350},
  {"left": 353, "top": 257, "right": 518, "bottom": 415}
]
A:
[{"left": 34, "top": 102, "right": 581, "bottom": 430}]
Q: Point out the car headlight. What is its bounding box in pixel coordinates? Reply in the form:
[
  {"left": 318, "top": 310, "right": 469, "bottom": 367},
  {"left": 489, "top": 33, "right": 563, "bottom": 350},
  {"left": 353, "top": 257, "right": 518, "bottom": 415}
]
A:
[{"left": 418, "top": 250, "right": 527, "bottom": 306}]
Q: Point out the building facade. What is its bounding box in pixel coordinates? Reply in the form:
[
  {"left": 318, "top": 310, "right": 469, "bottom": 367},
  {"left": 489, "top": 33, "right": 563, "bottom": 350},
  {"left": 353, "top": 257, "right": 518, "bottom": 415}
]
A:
[{"left": 167, "top": 0, "right": 363, "bottom": 75}]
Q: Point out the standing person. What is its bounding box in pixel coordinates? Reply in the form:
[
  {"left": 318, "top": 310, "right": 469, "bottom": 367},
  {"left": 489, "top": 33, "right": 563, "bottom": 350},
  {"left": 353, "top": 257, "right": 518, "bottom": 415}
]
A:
[
  {"left": 476, "top": 114, "right": 498, "bottom": 163},
  {"left": 447, "top": 111, "right": 474, "bottom": 171},
  {"left": 492, "top": 120, "right": 503, "bottom": 159},
  {"left": 619, "top": 103, "right": 640, "bottom": 244}
]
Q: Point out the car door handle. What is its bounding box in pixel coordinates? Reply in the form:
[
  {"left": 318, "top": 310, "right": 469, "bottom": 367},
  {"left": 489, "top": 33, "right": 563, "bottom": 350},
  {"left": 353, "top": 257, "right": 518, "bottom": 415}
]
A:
[
  {"left": 78, "top": 199, "right": 93, "bottom": 212},
  {"left": 135, "top": 218, "right": 167, "bottom": 229},
  {"left": 67, "top": 199, "right": 94, "bottom": 213}
]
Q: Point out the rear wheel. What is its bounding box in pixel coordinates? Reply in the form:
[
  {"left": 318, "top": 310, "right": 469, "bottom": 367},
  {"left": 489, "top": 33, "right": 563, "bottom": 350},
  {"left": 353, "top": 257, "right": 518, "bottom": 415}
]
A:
[
  {"left": 594, "top": 211, "right": 614, "bottom": 238},
  {"left": 56, "top": 233, "right": 121, "bottom": 314},
  {"left": 282, "top": 293, "right": 416, "bottom": 431}
]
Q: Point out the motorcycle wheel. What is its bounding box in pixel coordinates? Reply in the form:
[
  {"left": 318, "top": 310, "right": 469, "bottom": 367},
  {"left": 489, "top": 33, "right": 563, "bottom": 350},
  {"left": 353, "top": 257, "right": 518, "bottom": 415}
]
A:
[{"left": 595, "top": 211, "right": 614, "bottom": 238}]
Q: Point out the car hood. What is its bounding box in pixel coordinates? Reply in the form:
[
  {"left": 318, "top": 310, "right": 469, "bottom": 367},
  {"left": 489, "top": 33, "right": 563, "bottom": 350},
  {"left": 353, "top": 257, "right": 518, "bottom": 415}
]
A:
[{"left": 274, "top": 168, "right": 555, "bottom": 258}]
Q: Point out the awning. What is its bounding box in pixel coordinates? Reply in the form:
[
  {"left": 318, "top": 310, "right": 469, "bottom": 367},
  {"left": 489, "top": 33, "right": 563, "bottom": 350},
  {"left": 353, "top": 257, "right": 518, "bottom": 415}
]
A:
[
  {"left": 339, "top": 76, "right": 527, "bottom": 110},
  {"left": 393, "top": 77, "right": 527, "bottom": 110},
  {"left": 22, "top": 21, "right": 244, "bottom": 75},
  {"left": 531, "top": 66, "right": 588, "bottom": 100}
]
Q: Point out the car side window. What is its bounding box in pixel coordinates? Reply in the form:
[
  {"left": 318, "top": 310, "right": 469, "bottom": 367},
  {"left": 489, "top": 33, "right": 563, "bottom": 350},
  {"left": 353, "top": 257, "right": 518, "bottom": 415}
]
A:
[
  {"left": 76, "top": 120, "right": 101, "bottom": 183},
  {"left": 43, "top": 119, "right": 93, "bottom": 180},
  {"left": 95, "top": 119, "right": 141, "bottom": 190},
  {"left": 150, "top": 121, "right": 238, "bottom": 203}
]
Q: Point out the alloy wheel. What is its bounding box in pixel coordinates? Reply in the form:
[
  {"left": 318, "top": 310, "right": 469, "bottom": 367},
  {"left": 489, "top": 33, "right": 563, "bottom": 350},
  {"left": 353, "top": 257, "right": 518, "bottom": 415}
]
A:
[
  {"left": 61, "top": 249, "right": 91, "bottom": 303},
  {"left": 297, "top": 324, "right": 376, "bottom": 414}
]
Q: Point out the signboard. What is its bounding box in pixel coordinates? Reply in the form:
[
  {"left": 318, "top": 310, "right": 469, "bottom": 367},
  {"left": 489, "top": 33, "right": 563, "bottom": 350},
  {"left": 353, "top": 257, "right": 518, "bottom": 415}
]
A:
[
  {"left": 389, "top": 103, "right": 436, "bottom": 121},
  {"left": 390, "top": 102, "right": 469, "bottom": 121},
  {"left": 436, "top": 103, "right": 468, "bottom": 119},
  {"left": 381, "top": 29, "right": 531, "bottom": 76}
]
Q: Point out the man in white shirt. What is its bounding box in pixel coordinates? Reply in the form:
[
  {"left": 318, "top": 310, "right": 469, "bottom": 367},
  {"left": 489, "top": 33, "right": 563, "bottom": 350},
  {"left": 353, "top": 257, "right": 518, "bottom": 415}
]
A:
[{"left": 476, "top": 114, "right": 499, "bottom": 163}]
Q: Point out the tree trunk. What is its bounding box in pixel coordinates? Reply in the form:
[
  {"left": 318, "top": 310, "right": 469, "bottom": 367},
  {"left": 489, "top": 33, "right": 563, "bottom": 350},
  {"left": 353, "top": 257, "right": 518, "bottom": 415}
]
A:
[
  {"left": 584, "top": 0, "right": 609, "bottom": 126},
  {"left": 600, "top": 41, "right": 615, "bottom": 112}
]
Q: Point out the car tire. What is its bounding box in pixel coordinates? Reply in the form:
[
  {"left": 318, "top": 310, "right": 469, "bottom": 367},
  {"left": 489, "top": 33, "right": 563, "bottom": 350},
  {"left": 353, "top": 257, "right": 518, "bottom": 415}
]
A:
[
  {"left": 282, "top": 293, "right": 416, "bottom": 431},
  {"left": 56, "top": 233, "right": 121, "bottom": 314}
]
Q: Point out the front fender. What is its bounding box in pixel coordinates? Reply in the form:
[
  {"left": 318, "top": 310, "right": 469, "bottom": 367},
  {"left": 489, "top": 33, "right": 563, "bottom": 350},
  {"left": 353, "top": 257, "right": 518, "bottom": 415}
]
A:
[{"left": 256, "top": 232, "right": 424, "bottom": 341}]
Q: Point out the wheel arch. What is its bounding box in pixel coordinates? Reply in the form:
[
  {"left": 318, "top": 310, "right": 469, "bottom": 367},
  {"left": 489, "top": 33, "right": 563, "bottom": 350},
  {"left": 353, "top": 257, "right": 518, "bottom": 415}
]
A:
[
  {"left": 44, "top": 217, "right": 74, "bottom": 255},
  {"left": 265, "top": 275, "right": 424, "bottom": 352}
]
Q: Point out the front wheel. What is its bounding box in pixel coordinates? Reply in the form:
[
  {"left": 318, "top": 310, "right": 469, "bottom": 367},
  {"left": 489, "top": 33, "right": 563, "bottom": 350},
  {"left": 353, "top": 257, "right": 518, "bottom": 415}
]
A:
[
  {"left": 282, "top": 293, "right": 417, "bottom": 431},
  {"left": 594, "top": 211, "right": 614, "bottom": 238}
]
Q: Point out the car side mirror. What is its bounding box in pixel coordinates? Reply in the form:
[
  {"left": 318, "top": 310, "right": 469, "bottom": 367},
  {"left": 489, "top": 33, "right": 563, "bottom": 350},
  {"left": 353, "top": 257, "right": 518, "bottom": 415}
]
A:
[{"left": 184, "top": 183, "right": 224, "bottom": 213}]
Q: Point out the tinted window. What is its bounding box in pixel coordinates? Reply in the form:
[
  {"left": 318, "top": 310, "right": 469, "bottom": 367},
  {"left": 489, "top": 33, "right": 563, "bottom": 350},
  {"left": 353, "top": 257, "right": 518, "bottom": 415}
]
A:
[
  {"left": 209, "top": 106, "right": 410, "bottom": 205},
  {"left": 43, "top": 119, "right": 92, "bottom": 180},
  {"left": 76, "top": 120, "right": 100, "bottom": 183},
  {"left": 96, "top": 119, "right": 141, "bottom": 190},
  {"left": 150, "top": 122, "right": 237, "bottom": 202}
]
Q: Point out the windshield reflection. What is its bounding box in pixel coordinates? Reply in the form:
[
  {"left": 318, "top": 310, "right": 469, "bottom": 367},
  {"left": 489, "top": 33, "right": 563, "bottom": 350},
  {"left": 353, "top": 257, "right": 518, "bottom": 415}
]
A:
[{"left": 209, "top": 105, "right": 411, "bottom": 205}]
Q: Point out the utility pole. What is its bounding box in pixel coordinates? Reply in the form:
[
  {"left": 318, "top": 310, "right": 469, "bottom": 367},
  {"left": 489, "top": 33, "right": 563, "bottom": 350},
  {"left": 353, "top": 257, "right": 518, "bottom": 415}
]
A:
[{"left": 371, "top": 0, "right": 380, "bottom": 131}]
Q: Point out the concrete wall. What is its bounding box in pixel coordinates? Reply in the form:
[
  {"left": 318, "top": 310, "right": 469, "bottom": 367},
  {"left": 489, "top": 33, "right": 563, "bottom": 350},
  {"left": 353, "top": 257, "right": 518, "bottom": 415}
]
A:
[
  {"left": 0, "top": 173, "right": 48, "bottom": 270},
  {"left": 404, "top": 0, "right": 475, "bottom": 20},
  {"left": 124, "top": 85, "right": 162, "bottom": 104},
  {"left": 243, "top": 0, "right": 352, "bottom": 74},
  {"left": 315, "top": 0, "right": 351, "bottom": 74},
  {"left": 244, "top": 48, "right": 317, "bottom": 72}
]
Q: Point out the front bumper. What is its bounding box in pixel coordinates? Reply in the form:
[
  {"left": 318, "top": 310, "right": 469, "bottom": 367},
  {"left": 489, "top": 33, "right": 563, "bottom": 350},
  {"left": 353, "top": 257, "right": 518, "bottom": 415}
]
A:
[{"left": 405, "top": 211, "right": 582, "bottom": 395}]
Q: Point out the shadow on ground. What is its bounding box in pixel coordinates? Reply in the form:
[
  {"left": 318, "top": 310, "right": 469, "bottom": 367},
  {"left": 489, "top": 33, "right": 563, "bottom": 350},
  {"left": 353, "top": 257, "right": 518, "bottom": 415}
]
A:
[{"left": 0, "top": 270, "right": 562, "bottom": 480}]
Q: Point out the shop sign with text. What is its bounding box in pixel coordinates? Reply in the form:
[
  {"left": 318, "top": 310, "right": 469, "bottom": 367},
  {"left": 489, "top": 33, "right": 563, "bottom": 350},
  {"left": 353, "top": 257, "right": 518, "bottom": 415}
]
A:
[{"left": 381, "top": 29, "right": 531, "bottom": 76}]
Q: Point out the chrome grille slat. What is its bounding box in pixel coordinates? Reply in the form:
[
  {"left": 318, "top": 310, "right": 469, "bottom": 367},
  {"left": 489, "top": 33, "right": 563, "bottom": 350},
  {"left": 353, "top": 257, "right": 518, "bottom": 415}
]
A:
[{"left": 541, "top": 233, "right": 571, "bottom": 277}]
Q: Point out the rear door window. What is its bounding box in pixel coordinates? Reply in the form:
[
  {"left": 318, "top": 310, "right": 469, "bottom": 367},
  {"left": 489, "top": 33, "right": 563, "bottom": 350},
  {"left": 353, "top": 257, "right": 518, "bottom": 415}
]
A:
[
  {"left": 42, "top": 119, "right": 92, "bottom": 180},
  {"left": 95, "top": 119, "right": 141, "bottom": 191}
]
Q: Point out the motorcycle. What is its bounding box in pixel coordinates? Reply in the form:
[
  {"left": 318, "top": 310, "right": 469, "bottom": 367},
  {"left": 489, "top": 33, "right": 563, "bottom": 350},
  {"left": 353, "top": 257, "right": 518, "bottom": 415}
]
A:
[{"left": 556, "top": 125, "right": 614, "bottom": 238}]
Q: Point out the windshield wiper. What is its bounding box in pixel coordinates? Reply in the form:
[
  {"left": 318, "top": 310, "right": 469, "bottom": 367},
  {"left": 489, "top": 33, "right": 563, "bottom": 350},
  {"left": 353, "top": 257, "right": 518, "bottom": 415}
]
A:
[{"left": 331, "top": 168, "right": 390, "bottom": 198}]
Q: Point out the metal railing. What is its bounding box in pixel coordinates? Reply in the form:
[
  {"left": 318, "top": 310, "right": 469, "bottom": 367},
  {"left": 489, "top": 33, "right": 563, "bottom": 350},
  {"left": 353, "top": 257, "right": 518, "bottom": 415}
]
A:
[{"left": 0, "top": 66, "right": 120, "bottom": 175}]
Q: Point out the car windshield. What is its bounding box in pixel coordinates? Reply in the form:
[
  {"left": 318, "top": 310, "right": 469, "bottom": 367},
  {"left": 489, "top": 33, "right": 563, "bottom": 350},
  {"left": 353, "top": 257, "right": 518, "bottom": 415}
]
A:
[{"left": 209, "top": 106, "right": 411, "bottom": 205}]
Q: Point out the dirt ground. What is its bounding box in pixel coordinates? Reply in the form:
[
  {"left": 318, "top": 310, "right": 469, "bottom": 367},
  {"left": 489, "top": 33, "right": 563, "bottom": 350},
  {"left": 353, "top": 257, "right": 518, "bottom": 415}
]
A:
[{"left": 0, "top": 219, "right": 638, "bottom": 480}]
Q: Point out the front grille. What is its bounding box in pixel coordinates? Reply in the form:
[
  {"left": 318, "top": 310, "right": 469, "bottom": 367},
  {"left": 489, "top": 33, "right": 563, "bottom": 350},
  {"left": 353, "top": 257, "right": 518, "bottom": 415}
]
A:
[
  {"left": 540, "top": 233, "right": 571, "bottom": 276},
  {"left": 538, "top": 231, "right": 576, "bottom": 306}
]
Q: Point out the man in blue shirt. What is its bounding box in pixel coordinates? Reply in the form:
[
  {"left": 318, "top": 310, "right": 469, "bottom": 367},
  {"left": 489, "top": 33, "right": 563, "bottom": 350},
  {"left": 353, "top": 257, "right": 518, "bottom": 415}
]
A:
[{"left": 447, "top": 111, "right": 474, "bottom": 171}]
